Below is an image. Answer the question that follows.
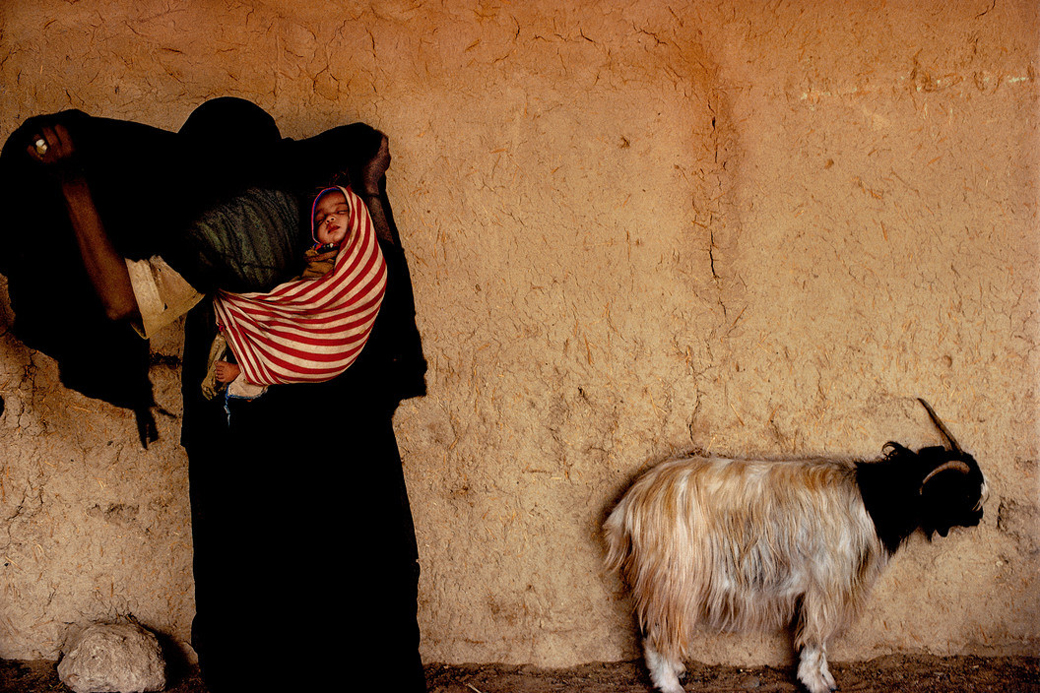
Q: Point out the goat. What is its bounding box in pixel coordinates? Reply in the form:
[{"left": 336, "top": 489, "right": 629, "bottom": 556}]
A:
[{"left": 603, "top": 399, "right": 987, "bottom": 693}]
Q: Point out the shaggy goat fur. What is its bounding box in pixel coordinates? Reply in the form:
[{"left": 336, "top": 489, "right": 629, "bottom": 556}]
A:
[{"left": 603, "top": 401, "right": 986, "bottom": 693}]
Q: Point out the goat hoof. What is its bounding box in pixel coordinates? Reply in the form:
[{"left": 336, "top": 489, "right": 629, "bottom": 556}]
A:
[{"left": 800, "top": 679, "right": 838, "bottom": 693}]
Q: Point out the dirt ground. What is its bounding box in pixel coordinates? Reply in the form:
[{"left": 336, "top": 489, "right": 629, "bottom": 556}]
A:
[{"left": 2, "top": 655, "right": 1038, "bottom": 693}]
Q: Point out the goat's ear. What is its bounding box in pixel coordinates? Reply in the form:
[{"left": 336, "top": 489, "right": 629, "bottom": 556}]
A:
[{"left": 882, "top": 441, "right": 915, "bottom": 463}]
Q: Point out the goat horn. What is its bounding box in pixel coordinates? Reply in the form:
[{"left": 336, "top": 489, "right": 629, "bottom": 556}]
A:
[
  {"left": 918, "top": 398, "right": 962, "bottom": 452},
  {"left": 919, "top": 459, "right": 972, "bottom": 493}
]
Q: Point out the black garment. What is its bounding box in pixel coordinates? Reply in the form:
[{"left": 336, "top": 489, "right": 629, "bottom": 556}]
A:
[
  {"left": 187, "top": 379, "right": 425, "bottom": 692},
  {"left": 0, "top": 99, "right": 428, "bottom": 692}
]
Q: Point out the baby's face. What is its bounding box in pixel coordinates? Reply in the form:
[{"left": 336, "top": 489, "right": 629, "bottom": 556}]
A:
[{"left": 313, "top": 190, "right": 349, "bottom": 246}]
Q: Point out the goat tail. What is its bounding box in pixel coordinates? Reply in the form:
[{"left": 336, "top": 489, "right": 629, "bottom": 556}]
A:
[
  {"left": 603, "top": 468, "right": 694, "bottom": 661},
  {"left": 603, "top": 495, "right": 634, "bottom": 577}
]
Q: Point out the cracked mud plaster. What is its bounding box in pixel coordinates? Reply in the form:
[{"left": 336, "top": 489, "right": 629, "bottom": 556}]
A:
[{"left": 1, "top": 0, "right": 1038, "bottom": 670}]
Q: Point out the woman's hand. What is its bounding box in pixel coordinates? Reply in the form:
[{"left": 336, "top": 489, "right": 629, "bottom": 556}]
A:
[
  {"left": 360, "top": 134, "right": 391, "bottom": 196},
  {"left": 26, "top": 123, "right": 84, "bottom": 182},
  {"left": 27, "top": 123, "right": 75, "bottom": 164}
]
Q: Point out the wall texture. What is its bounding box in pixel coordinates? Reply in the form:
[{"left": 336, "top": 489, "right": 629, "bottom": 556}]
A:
[{"left": 1, "top": 0, "right": 1037, "bottom": 668}]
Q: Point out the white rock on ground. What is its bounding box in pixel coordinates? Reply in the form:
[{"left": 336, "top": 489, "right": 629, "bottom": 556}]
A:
[{"left": 57, "top": 622, "right": 166, "bottom": 693}]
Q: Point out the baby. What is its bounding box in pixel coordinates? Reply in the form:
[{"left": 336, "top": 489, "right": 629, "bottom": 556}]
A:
[
  {"left": 300, "top": 186, "right": 354, "bottom": 277},
  {"left": 204, "top": 185, "right": 384, "bottom": 399}
]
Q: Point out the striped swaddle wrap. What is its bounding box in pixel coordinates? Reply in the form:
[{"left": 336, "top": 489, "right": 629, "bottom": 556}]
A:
[{"left": 213, "top": 186, "right": 386, "bottom": 386}]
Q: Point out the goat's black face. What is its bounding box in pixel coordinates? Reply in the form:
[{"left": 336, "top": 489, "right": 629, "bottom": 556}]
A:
[{"left": 918, "top": 448, "right": 987, "bottom": 539}]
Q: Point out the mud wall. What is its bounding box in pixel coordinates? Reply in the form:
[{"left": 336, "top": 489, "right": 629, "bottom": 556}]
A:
[{"left": 1, "top": 0, "right": 1037, "bottom": 667}]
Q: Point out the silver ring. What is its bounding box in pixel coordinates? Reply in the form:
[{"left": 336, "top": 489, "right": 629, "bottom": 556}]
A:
[{"left": 34, "top": 137, "right": 48, "bottom": 156}]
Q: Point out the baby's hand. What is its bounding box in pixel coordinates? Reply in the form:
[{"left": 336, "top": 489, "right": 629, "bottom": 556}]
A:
[{"left": 214, "top": 361, "right": 241, "bottom": 384}]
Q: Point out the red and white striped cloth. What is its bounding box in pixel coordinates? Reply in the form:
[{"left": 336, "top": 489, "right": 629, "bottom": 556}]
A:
[{"left": 213, "top": 186, "right": 386, "bottom": 387}]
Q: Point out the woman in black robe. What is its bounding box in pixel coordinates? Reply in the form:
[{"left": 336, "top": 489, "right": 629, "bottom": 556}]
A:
[{"left": 1, "top": 98, "right": 428, "bottom": 692}]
